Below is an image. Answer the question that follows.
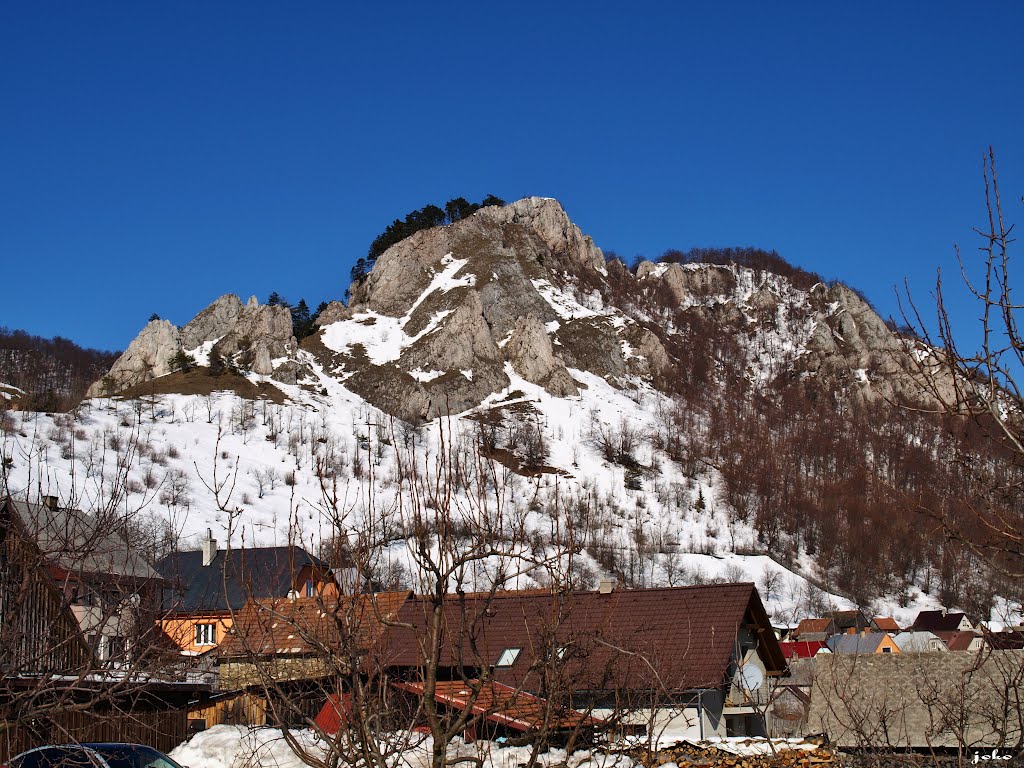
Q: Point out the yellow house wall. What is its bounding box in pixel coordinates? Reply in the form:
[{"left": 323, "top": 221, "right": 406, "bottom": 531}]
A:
[
  {"left": 876, "top": 634, "right": 900, "bottom": 654},
  {"left": 161, "top": 613, "right": 233, "bottom": 654}
]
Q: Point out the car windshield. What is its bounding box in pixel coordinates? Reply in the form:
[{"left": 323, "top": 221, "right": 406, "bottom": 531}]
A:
[
  {"left": 12, "top": 747, "right": 100, "bottom": 768},
  {"left": 87, "top": 746, "right": 183, "bottom": 768}
]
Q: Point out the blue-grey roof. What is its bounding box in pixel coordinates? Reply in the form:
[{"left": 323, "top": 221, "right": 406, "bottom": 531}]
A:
[
  {"left": 826, "top": 632, "right": 887, "bottom": 654},
  {"left": 155, "top": 545, "right": 326, "bottom": 613}
]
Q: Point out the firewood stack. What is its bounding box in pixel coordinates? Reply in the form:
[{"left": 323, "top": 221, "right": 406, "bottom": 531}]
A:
[{"left": 625, "top": 741, "right": 839, "bottom": 767}]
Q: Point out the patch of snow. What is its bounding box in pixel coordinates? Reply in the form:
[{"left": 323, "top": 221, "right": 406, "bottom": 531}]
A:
[
  {"left": 409, "top": 369, "right": 444, "bottom": 383},
  {"left": 644, "top": 263, "right": 670, "bottom": 279},
  {"left": 187, "top": 340, "right": 219, "bottom": 367}
]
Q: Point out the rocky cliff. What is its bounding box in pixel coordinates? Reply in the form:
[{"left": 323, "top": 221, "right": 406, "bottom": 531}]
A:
[{"left": 90, "top": 196, "right": 944, "bottom": 418}]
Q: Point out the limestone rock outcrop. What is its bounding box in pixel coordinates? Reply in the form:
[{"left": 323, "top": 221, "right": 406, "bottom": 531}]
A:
[
  {"left": 314, "top": 301, "right": 351, "bottom": 326},
  {"left": 180, "top": 294, "right": 244, "bottom": 350},
  {"left": 85, "top": 319, "right": 181, "bottom": 397},
  {"left": 89, "top": 295, "right": 298, "bottom": 397},
  {"left": 504, "top": 315, "right": 578, "bottom": 397},
  {"left": 210, "top": 302, "right": 295, "bottom": 376},
  {"left": 88, "top": 195, "right": 950, "bottom": 421}
]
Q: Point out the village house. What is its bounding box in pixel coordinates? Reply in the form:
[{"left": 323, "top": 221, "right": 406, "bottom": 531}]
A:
[
  {"left": 870, "top": 616, "right": 901, "bottom": 633},
  {"left": 2, "top": 496, "right": 165, "bottom": 664},
  {"left": 200, "top": 590, "right": 410, "bottom": 729},
  {"left": 825, "top": 632, "right": 900, "bottom": 655},
  {"left": 910, "top": 608, "right": 974, "bottom": 633},
  {"left": 987, "top": 629, "right": 1024, "bottom": 650},
  {"left": 830, "top": 609, "right": 873, "bottom": 634},
  {"left": 198, "top": 581, "right": 786, "bottom": 741},
  {"left": 938, "top": 630, "right": 984, "bottom": 652},
  {"left": 892, "top": 630, "right": 947, "bottom": 653},
  {"left": 777, "top": 640, "right": 829, "bottom": 661},
  {"left": 791, "top": 617, "right": 835, "bottom": 642},
  {"left": 155, "top": 530, "right": 333, "bottom": 655},
  {"left": 0, "top": 495, "right": 210, "bottom": 759},
  {"left": 384, "top": 581, "right": 787, "bottom": 740}
]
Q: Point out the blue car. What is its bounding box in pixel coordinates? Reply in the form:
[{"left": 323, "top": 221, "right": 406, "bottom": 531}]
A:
[{"left": 9, "top": 744, "right": 186, "bottom": 768}]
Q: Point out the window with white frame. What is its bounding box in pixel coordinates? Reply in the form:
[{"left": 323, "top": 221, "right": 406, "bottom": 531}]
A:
[
  {"left": 495, "top": 648, "right": 521, "bottom": 667},
  {"left": 195, "top": 622, "right": 217, "bottom": 646}
]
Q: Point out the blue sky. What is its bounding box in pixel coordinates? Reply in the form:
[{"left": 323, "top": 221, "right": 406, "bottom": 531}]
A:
[{"left": 2, "top": 3, "right": 1022, "bottom": 351}]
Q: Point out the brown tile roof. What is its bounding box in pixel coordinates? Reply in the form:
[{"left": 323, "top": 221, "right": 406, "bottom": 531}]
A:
[
  {"left": 794, "top": 618, "right": 832, "bottom": 637},
  {"left": 385, "top": 583, "right": 783, "bottom": 694},
  {"left": 393, "top": 679, "right": 598, "bottom": 733},
  {"left": 937, "top": 630, "right": 981, "bottom": 651},
  {"left": 912, "top": 610, "right": 970, "bottom": 633},
  {"left": 872, "top": 617, "right": 901, "bottom": 632},
  {"left": 986, "top": 630, "right": 1024, "bottom": 650},
  {"left": 217, "top": 591, "right": 410, "bottom": 659}
]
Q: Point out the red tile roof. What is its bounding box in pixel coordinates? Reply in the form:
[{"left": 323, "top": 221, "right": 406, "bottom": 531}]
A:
[
  {"left": 394, "top": 679, "right": 598, "bottom": 733},
  {"left": 385, "top": 583, "right": 783, "bottom": 693},
  {"left": 217, "top": 591, "right": 410, "bottom": 660}
]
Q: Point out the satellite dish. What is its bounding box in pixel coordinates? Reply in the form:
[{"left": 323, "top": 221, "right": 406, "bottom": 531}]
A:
[{"left": 739, "top": 664, "right": 764, "bottom": 692}]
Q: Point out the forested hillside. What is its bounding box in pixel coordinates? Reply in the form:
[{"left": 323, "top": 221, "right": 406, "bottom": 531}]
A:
[{"left": 0, "top": 328, "right": 119, "bottom": 411}]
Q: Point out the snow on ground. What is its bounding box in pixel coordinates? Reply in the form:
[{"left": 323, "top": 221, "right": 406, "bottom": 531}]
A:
[{"left": 169, "top": 725, "right": 823, "bottom": 768}]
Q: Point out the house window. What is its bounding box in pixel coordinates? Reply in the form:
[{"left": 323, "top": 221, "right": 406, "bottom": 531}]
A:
[
  {"left": 195, "top": 622, "right": 217, "bottom": 646},
  {"left": 105, "top": 635, "right": 127, "bottom": 660},
  {"left": 881, "top": 646, "right": 892, "bottom": 653},
  {"left": 495, "top": 648, "right": 521, "bottom": 667},
  {"left": 305, "top": 580, "right": 315, "bottom": 597}
]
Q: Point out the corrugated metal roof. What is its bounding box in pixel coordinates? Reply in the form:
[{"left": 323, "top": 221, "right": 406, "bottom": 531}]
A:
[
  {"left": 826, "top": 632, "right": 888, "bottom": 654},
  {"left": 4, "top": 498, "right": 160, "bottom": 581},
  {"left": 778, "top": 640, "right": 827, "bottom": 659}
]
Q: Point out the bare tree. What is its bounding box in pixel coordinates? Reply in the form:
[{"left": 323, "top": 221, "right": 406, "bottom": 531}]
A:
[{"left": 901, "top": 147, "right": 1024, "bottom": 581}]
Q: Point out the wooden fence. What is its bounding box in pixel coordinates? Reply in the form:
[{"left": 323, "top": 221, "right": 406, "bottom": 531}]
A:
[{"left": 0, "top": 705, "right": 191, "bottom": 763}]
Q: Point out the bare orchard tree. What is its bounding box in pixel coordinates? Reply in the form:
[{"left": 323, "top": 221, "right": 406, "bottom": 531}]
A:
[{"left": 901, "top": 147, "right": 1024, "bottom": 582}]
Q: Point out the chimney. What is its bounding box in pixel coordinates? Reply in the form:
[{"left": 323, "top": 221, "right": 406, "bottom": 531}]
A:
[
  {"left": 42, "top": 495, "right": 59, "bottom": 511},
  {"left": 202, "top": 528, "right": 217, "bottom": 567},
  {"left": 598, "top": 577, "right": 617, "bottom": 595}
]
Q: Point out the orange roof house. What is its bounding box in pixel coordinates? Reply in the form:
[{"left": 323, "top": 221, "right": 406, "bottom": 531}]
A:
[
  {"left": 793, "top": 618, "right": 835, "bottom": 641},
  {"left": 871, "top": 617, "right": 901, "bottom": 633},
  {"left": 155, "top": 530, "right": 334, "bottom": 655}
]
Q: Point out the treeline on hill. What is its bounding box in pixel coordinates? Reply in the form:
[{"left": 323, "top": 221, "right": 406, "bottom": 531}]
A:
[
  {"left": 350, "top": 194, "right": 506, "bottom": 287},
  {"left": 573, "top": 254, "right": 1020, "bottom": 615},
  {"left": 0, "top": 328, "right": 120, "bottom": 411}
]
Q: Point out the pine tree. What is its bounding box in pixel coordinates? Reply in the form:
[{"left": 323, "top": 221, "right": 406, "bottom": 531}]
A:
[{"left": 291, "top": 299, "right": 313, "bottom": 339}]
